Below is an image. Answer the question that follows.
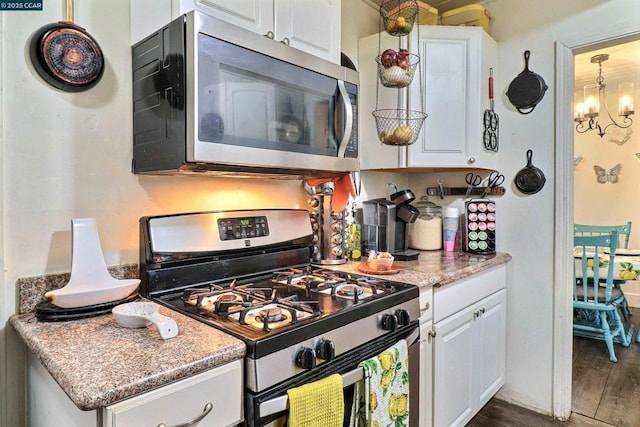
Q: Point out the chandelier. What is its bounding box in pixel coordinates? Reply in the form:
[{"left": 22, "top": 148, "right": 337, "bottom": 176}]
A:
[{"left": 574, "top": 53, "right": 634, "bottom": 137}]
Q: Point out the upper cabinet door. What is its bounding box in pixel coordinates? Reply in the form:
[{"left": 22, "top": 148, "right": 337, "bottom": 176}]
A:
[
  {"left": 131, "top": 1, "right": 340, "bottom": 63},
  {"left": 358, "top": 31, "right": 408, "bottom": 170},
  {"left": 407, "top": 26, "right": 498, "bottom": 169},
  {"left": 274, "top": 0, "right": 341, "bottom": 64},
  {"left": 184, "top": 0, "right": 274, "bottom": 35}
]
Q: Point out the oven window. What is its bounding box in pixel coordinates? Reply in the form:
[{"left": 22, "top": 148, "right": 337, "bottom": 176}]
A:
[{"left": 197, "top": 33, "right": 340, "bottom": 157}]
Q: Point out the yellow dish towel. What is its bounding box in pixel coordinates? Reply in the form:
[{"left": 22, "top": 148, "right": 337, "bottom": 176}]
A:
[
  {"left": 351, "top": 339, "right": 410, "bottom": 427},
  {"left": 287, "top": 373, "right": 344, "bottom": 427}
]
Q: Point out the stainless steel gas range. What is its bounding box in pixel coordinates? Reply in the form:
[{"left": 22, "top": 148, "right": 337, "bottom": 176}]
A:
[{"left": 139, "top": 209, "right": 420, "bottom": 427}]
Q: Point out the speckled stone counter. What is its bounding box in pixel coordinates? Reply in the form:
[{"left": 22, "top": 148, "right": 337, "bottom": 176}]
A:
[
  {"left": 10, "top": 251, "right": 509, "bottom": 411},
  {"left": 10, "top": 303, "right": 246, "bottom": 410},
  {"left": 328, "top": 250, "right": 512, "bottom": 288}
]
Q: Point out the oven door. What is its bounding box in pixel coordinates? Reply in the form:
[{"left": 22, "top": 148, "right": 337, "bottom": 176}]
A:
[{"left": 245, "top": 322, "right": 420, "bottom": 427}]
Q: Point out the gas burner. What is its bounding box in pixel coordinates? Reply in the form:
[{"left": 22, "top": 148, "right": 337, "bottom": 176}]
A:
[
  {"left": 301, "top": 277, "right": 345, "bottom": 291},
  {"left": 272, "top": 268, "right": 309, "bottom": 286},
  {"left": 218, "top": 294, "right": 241, "bottom": 303},
  {"left": 336, "top": 284, "right": 364, "bottom": 297},
  {"left": 236, "top": 303, "right": 307, "bottom": 332},
  {"left": 256, "top": 307, "right": 286, "bottom": 323}
]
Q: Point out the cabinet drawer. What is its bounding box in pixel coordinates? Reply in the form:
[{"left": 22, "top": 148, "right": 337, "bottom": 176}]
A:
[
  {"left": 103, "top": 360, "right": 243, "bottom": 427},
  {"left": 420, "top": 286, "right": 434, "bottom": 323},
  {"left": 434, "top": 265, "right": 506, "bottom": 323}
]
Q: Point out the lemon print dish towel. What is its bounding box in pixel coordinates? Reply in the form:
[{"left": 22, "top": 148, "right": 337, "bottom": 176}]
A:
[
  {"left": 351, "top": 339, "right": 409, "bottom": 427},
  {"left": 287, "top": 373, "right": 344, "bottom": 427}
]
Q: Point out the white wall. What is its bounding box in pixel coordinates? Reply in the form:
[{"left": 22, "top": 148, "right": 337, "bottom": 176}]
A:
[
  {"left": 477, "top": 0, "right": 639, "bottom": 415},
  {"left": 408, "top": 0, "right": 640, "bottom": 417},
  {"left": 574, "top": 87, "right": 640, "bottom": 244}
]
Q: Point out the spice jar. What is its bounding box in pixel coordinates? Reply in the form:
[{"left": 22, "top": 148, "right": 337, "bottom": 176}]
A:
[{"left": 408, "top": 197, "right": 442, "bottom": 250}]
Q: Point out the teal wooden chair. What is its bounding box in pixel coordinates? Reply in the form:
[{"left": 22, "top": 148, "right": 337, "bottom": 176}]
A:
[
  {"left": 574, "top": 222, "right": 632, "bottom": 249},
  {"left": 574, "top": 222, "right": 633, "bottom": 322},
  {"left": 574, "top": 231, "right": 634, "bottom": 362}
]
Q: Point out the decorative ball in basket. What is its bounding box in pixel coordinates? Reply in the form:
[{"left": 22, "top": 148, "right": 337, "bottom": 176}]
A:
[
  {"left": 380, "top": 0, "right": 419, "bottom": 36},
  {"left": 376, "top": 49, "right": 419, "bottom": 88},
  {"left": 373, "top": 109, "right": 427, "bottom": 146}
]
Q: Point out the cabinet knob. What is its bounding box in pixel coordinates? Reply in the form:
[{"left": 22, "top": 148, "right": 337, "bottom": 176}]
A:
[
  {"left": 468, "top": 157, "right": 476, "bottom": 164},
  {"left": 280, "top": 37, "right": 291, "bottom": 45},
  {"left": 157, "top": 402, "right": 213, "bottom": 427},
  {"left": 264, "top": 31, "right": 275, "bottom": 40},
  {"left": 428, "top": 329, "right": 436, "bottom": 339}
]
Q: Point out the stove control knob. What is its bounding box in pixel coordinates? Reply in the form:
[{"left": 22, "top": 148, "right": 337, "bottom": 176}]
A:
[
  {"left": 381, "top": 313, "right": 398, "bottom": 331},
  {"left": 295, "top": 347, "right": 317, "bottom": 370},
  {"left": 395, "top": 309, "right": 411, "bottom": 327},
  {"left": 316, "top": 339, "right": 335, "bottom": 362}
]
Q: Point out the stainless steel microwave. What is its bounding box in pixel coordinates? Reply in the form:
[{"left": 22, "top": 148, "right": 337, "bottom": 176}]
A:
[{"left": 131, "top": 11, "right": 359, "bottom": 179}]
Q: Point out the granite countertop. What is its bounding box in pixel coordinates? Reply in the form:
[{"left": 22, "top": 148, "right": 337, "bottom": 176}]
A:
[
  {"left": 329, "top": 250, "right": 512, "bottom": 288},
  {"left": 9, "top": 250, "right": 510, "bottom": 412},
  {"left": 10, "top": 303, "right": 246, "bottom": 411}
]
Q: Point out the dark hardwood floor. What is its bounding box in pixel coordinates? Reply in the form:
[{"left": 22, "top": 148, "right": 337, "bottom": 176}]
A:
[{"left": 467, "top": 308, "right": 640, "bottom": 427}]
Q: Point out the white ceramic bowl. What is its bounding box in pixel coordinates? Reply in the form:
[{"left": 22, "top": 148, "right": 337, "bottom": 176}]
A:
[{"left": 112, "top": 301, "right": 178, "bottom": 340}]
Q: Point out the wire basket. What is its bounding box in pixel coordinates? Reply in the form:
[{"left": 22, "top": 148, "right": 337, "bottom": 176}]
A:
[
  {"left": 380, "top": 0, "right": 419, "bottom": 36},
  {"left": 372, "top": 109, "right": 427, "bottom": 146},
  {"left": 376, "top": 52, "right": 420, "bottom": 88}
]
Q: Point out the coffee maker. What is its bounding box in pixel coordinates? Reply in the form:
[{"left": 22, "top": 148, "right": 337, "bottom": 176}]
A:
[{"left": 362, "top": 186, "right": 420, "bottom": 260}]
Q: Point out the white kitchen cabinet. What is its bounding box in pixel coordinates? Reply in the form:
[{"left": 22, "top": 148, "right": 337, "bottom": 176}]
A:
[
  {"left": 103, "top": 359, "right": 243, "bottom": 426},
  {"left": 358, "top": 26, "right": 498, "bottom": 171},
  {"left": 28, "top": 352, "right": 243, "bottom": 427},
  {"left": 358, "top": 30, "right": 408, "bottom": 170},
  {"left": 131, "top": 0, "right": 341, "bottom": 64},
  {"left": 432, "top": 266, "right": 506, "bottom": 427},
  {"left": 419, "top": 286, "right": 434, "bottom": 427}
]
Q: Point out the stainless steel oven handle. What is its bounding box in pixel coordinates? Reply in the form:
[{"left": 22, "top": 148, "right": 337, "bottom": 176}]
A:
[
  {"left": 157, "top": 402, "right": 213, "bottom": 427},
  {"left": 336, "top": 80, "right": 353, "bottom": 158},
  {"left": 258, "top": 327, "right": 420, "bottom": 419}
]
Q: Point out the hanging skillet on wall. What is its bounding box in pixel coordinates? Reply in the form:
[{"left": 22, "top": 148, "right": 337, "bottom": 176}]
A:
[
  {"left": 29, "top": 0, "right": 104, "bottom": 92},
  {"left": 506, "top": 50, "right": 547, "bottom": 115},
  {"left": 514, "top": 149, "right": 546, "bottom": 195}
]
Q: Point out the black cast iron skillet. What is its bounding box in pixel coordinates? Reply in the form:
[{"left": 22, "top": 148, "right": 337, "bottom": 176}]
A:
[
  {"left": 507, "top": 50, "right": 548, "bottom": 115},
  {"left": 29, "top": 0, "right": 104, "bottom": 92},
  {"left": 514, "top": 149, "right": 546, "bottom": 195}
]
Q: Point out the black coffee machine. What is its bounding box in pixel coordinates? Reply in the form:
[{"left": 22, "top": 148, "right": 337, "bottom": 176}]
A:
[{"left": 362, "top": 186, "right": 420, "bottom": 260}]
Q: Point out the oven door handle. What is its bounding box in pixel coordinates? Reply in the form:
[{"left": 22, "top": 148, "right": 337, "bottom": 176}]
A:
[{"left": 257, "top": 327, "right": 420, "bottom": 419}]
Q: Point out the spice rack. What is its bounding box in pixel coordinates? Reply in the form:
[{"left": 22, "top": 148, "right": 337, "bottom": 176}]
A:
[{"left": 373, "top": 0, "right": 427, "bottom": 146}]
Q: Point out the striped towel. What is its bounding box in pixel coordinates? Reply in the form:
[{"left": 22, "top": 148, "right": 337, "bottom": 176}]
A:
[
  {"left": 351, "top": 339, "right": 410, "bottom": 427},
  {"left": 287, "top": 373, "right": 344, "bottom": 427}
]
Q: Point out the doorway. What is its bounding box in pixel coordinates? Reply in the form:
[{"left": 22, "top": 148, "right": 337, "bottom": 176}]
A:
[{"left": 554, "top": 32, "right": 640, "bottom": 421}]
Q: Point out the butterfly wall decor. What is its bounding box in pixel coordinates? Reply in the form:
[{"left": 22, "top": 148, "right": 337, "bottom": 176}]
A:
[
  {"left": 607, "top": 127, "right": 633, "bottom": 146},
  {"left": 593, "top": 164, "right": 622, "bottom": 184},
  {"left": 574, "top": 155, "right": 583, "bottom": 168}
]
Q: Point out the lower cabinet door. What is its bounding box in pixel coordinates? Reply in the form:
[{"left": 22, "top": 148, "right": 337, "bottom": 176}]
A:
[
  {"left": 433, "top": 306, "right": 475, "bottom": 427},
  {"left": 419, "top": 320, "right": 434, "bottom": 427},
  {"left": 476, "top": 289, "right": 506, "bottom": 407},
  {"left": 103, "top": 360, "right": 243, "bottom": 427}
]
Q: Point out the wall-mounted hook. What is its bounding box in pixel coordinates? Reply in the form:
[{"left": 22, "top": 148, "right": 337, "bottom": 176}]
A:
[{"left": 437, "top": 179, "right": 445, "bottom": 199}]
